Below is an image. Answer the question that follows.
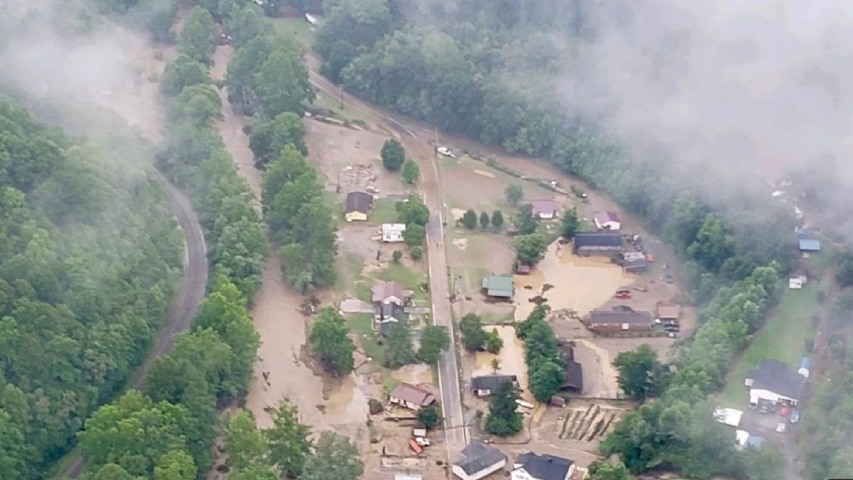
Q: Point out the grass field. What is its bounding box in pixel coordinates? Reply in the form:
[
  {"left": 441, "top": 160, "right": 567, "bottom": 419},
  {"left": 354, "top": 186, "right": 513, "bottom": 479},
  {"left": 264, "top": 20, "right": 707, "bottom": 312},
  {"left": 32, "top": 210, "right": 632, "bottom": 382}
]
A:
[
  {"left": 270, "top": 16, "right": 312, "bottom": 47},
  {"left": 718, "top": 281, "right": 823, "bottom": 406},
  {"left": 370, "top": 198, "right": 399, "bottom": 224},
  {"left": 347, "top": 313, "right": 385, "bottom": 366}
]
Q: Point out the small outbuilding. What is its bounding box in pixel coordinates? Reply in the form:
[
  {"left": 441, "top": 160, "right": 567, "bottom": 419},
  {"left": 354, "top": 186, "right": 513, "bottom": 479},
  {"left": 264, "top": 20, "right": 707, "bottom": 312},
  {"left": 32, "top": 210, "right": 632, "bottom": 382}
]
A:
[
  {"left": 586, "top": 310, "right": 653, "bottom": 334},
  {"left": 344, "top": 191, "right": 373, "bottom": 222},
  {"left": 482, "top": 274, "right": 514, "bottom": 301},
  {"left": 798, "top": 357, "right": 812, "bottom": 378},
  {"left": 713, "top": 407, "right": 744, "bottom": 427},
  {"left": 655, "top": 302, "right": 681, "bottom": 321},
  {"left": 382, "top": 223, "right": 407, "bottom": 243},
  {"left": 527, "top": 199, "right": 560, "bottom": 220},
  {"left": 593, "top": 211, "right": 621, "bottom": 231},
  {"left": 573, "top": 233, "right": 623, "bottom": 256}
]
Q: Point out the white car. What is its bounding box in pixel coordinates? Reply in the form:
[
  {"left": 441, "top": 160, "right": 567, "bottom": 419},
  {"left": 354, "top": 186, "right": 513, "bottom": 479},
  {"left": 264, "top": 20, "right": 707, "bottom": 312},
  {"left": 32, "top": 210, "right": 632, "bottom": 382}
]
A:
[{"left": 437, "top": 146, "right": 456, "bottom": 158}]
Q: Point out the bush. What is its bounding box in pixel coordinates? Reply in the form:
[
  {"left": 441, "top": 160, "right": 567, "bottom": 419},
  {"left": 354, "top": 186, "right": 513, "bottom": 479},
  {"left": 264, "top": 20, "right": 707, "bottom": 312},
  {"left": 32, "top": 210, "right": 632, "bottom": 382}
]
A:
[
  {"left": 381, "top": 139, "right": 405, "bottom": 171},
  {"left": 392, "top": 250, "right": 402, "bottom": 263},
  {"left": 410, "top": 246, "right": 423, "bottom": 260}
]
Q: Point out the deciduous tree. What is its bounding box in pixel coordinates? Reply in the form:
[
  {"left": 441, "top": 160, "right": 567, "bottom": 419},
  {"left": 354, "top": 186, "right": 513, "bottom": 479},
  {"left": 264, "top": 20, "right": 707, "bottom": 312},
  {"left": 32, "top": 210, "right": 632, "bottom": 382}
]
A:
[
  {"left": 460, "top": 313, "right": 487, "bottom": 351},
  {"left": 560, "top": 207, "right": 580, "bottom": 240},
  {"left": 613, "top": 344, "right": 668, "bottom": 402},
  {"left": 514, "top": 233, "right": 547, "bottom": 265},
  {"left": 384, "top": 321, "right": 415, "bottom": 368},
  {"left": 265, "top": 400, "right": 312, "bottom": 478},
  {"left": 381, "top": 139, "right": 405, "bottom": 171},
  {"left": 462, "top": 209, "right": 478, "bottom": 229},
  {"left": 418, "top": 325, "right": 450, "bottom": 364},
  {"left": 505, "top": 184, "right": 523, "bottom": 205},
  {"left": 301, "top": 432, "right": 364, "bottom": 480},
  {"left": 402, "top": 159, "right": 420, "bottom": 184},
  {"left": 491, "top": 210, "right": 504, "bottom": 229},
  {"left": 178, "top": 7, "right": 217, "bottom": 64},
  {"left": 308, "top": 308, "right": 355, "bottom": 375},
  {"left": 485, "top": 380, "right": 522, "bottom": 436}
]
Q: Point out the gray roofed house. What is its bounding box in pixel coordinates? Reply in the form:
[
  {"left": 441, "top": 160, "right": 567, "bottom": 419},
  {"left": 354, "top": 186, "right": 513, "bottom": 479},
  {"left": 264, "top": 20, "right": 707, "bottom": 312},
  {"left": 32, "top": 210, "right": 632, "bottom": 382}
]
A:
[
  {"left": 375, "top": 303, "right": 408, "bottom": 337},
  {"left": 512, "top": 452, "right": 575, "bottom": 480},
  {"left": 372, "top": 280, "right": 414, "bottom": 305},
  {"left": 452, "top": 441, "right": 507, "bottom": 480},
  {"left": 562, "top": 359, "right": 583, "bottom": 393},
  {"left": 471, "top": 375, "right": 518, "bottom": 397},
  {"left": 573, "top": 232, "right": 623, "bottom": 256},
  {"left": 745, "top": 359, "right": 806, "bottom": 406}
]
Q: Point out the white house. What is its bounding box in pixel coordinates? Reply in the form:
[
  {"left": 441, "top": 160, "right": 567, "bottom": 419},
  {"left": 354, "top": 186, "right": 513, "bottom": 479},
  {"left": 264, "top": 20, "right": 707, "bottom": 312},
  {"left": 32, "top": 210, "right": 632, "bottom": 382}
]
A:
[
  {"left": 382, "top": 223, "right": 407, "bottom": 243},
  {"left": 528, "top": 200, "right": 560, "bottom": 220},
  {"left": 593, "top": 211, "right": 621, "bottom": 231},
  {"left": 745, "top": 360, "right": 805, "bottom": 407},
  {"left": 388, "top": 383, "right": 436, "bottom": 411},
  {"left": 452, "top": 441, "right": 507, "bottom": 480},
  {"left": 511, "top": 452, "right": 575, "bottom": 480}
]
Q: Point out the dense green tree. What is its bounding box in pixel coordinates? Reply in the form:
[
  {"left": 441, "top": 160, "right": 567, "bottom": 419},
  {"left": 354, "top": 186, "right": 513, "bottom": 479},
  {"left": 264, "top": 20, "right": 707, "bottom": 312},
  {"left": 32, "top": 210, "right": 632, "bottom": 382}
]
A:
[
  {"left": 225, "top": 411, "right": 267, "bottom": 471},
  {"left": 588, "top": 459, "right": 631, "bottom": 480},
  {"left": 170, "top": 84, "right": 222, "bottom": 127},
  {"left": 417, "top": 404, "right": 441, "bottom": 430},
  {"left": 129, "top": 0, "right": 179, "bottom": 43},
  {"left": 231, "top": 466, "right": 280, "bottom": 480},
  {"left": 516, "top": 203, "right": 538, "bottom": 234},
  {"left": 485, "top": 380, "right": 522, "bottom": 436},
  {"left": 459, "top": 313, "right": 487, "bottom": 351},
  {"left": 485, "top": 328, "right": 503, "bottom": 354},
  {"left": 688, "top": 214, "right": 735, "bottom": 272},
  {"left": 226, "top": 4, "right": 269, "bottom": 49},
  {"left": 319, "top": 39, "right": 356, "bottom": 83},
  {"left": 396, "top": 195, "right": 430, "bottom": 226},
  {"left": 403, "top": 223, "right": 426, "bottom": 247},
  {"left": 402, "top": 159, "right": 420, "bottom": 184},
  {"left": 314, "top": 0, "right": 393, "bottom": 59},
  {"left": 384, "top": 322, "right": 416, "bottom": 368},
  {"left": 560, "top": 207, "right": 580, "bottom": 239},
  {"left": 309, "top": 308, "right": 355, "bottom": 375},
  {"left": 418, "top": 325, "right": 450, "bottom": 364},
  {"left": 742, "top": 443, "right": 785, "bottom": 480},
  {"left": 226, "top": 36, "right": 273, "bottom": 114},
  {"left": 505, "top": 184, "right": 523, "bottom": 205},
  {"left": 153, "top": 450, "right": 196, "bottom": 480},
  {"left": 491, "top": 210, "right": 504, "bottom": 229},
  {"left": 178, "top": 7, "right": 218, "bottom": 64},
  {"left": 265, "top": 400, "right": 312, "bottom": 478},
  {"left": 514, "top": 233, "right": 548, "bottom": 265},
  {"left": 462, "top": 209, "right": 478, "bottom": 229},
  {"left": 249, "top": 112, "right": 307, "bottom": 167},
  {"left": 255, "top": 44, "right": 314, "bottom": 118},
  {"left": 410, "top": 245, "right": 423, "bottom": 260},
  {"left": 479, "top": 211, "right": 490, "bottom": 229},
  {"left": 836, "top": 252, "right": 853, "bottom": 287},
  {"left": 529, "top": 361, "right": 564, "bottom": 403},
  {"left": 381, "top": 139, "right": 405, "bottom": 171},
  {"left": 91, "top": 464, "right": 137, "bottom": 480},
  {"left": 515, "top": 304, "right": 550, "bottom": 339},
  {"left": 78, "top": 391, "right": 198, "bottom": 478},
  {"left": 160, "top": 55, "right": 210, "bottom": 98},
  {"left": 613, "top": 345, "right": 669, "bottom": 402},
  {"left": 301, "top": 432, "right": 364, "bottom": 480}
]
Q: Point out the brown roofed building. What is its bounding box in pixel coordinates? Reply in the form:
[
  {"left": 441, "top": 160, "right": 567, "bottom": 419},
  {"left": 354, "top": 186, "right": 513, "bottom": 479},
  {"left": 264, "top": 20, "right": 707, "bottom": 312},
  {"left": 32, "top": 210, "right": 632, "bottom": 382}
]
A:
[
  {"left": 656, "top": 302, "right": 681, "bottom": 321},
  {"left": 372, "top": 281, "right": 413, "bottom": 306},
  {"left": 389, "top": 383, "right": 436, "bottom": 411},
  {"left": 587, "top": 310, "right": 653, "bottom": 334},
  {"left": 344, "top": 191, "right": 373, "bottom": 222},
  {"left": 527, "top": 199, "right": 560, "bottom": 220}
]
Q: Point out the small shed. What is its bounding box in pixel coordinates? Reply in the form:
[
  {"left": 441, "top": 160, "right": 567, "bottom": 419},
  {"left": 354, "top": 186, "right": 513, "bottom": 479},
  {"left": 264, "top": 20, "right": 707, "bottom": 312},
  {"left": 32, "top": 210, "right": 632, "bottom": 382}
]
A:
[
  {"left": 481, "top": 274, "right": 514, "bottom": 300},
  {"left": 413, "top": 422, "right": 427, "bottom": 438},
  {"left": 798, "top": 238, "right": 821, "bottom": 252},
  {"left": 788, "top": 276, "right": 807, "bottom": 289},
  {"left": 713, "top": 407, "right": 743, "bottom": 427},
  {"left": 550, "top": 395, "right": 566, "bottom": 407}
]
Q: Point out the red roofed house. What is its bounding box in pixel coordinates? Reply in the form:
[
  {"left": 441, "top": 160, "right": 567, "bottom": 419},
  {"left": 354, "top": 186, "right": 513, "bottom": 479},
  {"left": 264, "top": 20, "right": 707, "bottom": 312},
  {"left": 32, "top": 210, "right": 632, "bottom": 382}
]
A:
[
  {"left": 528, "top": 200, "right": 560, "bottom": 220},
  {"left": 389, "top": 383, "right": 437, "bottom": 411},
  {"left": 593, "top": 211, "right": 621, "bottom": 231}
]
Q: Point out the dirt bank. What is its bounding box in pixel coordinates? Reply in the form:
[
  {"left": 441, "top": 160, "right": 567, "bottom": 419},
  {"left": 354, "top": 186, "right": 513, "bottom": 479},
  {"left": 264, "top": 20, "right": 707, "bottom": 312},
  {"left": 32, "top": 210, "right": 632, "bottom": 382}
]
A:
[{"left": 515, "top": 241, "right": 634, "bottom": 321}]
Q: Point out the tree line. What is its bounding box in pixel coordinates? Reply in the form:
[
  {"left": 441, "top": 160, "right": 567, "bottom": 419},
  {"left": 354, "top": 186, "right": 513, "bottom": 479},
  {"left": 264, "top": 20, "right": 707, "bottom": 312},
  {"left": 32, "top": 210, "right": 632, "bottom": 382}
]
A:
[
  {"left": 305, "top": 1, "right": 815, "bottom": 478},
  {"left": 73, "top": 4, "right": 270, "bottom": 478}
]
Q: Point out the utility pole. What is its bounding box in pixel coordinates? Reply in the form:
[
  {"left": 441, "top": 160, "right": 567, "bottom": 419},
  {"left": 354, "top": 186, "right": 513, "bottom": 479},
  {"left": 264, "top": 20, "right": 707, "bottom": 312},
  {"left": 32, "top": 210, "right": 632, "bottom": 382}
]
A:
[
  {"left": 339, "top": 86, "right": 344, "bottom": 110},
  {"left": 434, "top": 127, "right": 439, "bottom": 147}
]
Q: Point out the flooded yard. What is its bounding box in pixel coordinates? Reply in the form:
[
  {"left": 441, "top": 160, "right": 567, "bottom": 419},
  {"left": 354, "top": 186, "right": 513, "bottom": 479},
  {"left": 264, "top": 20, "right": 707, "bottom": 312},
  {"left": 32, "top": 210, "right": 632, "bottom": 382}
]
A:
[
  {"left": 515, "top": 242, "right": 634, "bottom": 321},
  {"left": 469, "top": 326, "right": 532, "bottom": 402}
]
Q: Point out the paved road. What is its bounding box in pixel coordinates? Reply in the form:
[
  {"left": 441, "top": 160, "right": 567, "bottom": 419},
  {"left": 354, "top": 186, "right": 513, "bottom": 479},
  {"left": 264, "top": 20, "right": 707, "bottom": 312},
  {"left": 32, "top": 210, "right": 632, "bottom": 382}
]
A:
[
  {"left": 61, "top": 171, "right": 209, "bottom": 479},
  {"left": 305, "top": 57, "right": 469, "bottom": 455}
]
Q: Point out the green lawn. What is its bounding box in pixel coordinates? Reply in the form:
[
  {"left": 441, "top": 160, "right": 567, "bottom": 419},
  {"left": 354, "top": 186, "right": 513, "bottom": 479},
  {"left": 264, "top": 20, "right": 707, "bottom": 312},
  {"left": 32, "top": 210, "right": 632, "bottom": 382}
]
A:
[
  {"left": 347, "top": 313, "right": 385, "bottom": 366},
  {"left": 269, "top": 17, "right": 312, "bottom": 47},
  {"left": 371, "top": 198, "right": 399, "bottom": 224},
  {"left": 378, "top": 263, "right": 426, "bottom": 292},
  {"left": 719, "top": 282, "right": 823, "bottom": 406}
]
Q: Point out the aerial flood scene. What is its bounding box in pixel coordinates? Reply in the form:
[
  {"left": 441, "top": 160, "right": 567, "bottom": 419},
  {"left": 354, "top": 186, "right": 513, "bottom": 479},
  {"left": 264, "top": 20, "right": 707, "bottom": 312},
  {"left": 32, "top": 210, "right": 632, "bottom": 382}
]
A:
[{"left": 2, "top": 1, "right": 853, "bottom": 480}]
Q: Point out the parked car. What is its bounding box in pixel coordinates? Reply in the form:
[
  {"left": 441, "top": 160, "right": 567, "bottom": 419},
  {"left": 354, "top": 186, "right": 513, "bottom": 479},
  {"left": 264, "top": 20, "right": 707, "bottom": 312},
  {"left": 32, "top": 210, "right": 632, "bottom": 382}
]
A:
[
  {"left": 789, "top": 409, "right": 800, "bottom": 424},
  {"left": 779, "top": 404, "right": 790, "bottom": 417},
  {"left": 436, "top": 146, "right": 456, "bottom": 158},
  {"left": 776, "top": 422, "right": 787, "bottom": 433}
]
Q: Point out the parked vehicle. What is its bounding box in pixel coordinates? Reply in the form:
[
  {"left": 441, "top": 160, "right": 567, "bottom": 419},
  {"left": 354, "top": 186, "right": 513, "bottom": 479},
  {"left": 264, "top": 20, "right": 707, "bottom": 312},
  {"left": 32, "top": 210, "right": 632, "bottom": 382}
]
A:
[
  {"left": 437, "top": 146, "right": 456, "bottom": 158},
  {"left": 414, "top": 436, "right": 431, "bottom": 447},
  {"left": 789, "top": 409, "right": 800, "bottom": 424},
  {"left": 779, "top": 404, "right": 790, "bottom": 417},
  {"left": 776, "top": 422, "right": 787, "bottom": 433}
]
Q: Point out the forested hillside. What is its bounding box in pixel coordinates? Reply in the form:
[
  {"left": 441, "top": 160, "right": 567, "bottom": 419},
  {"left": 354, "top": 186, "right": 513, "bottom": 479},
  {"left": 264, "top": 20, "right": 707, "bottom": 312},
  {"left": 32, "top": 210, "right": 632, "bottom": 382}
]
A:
[{"left": 0, "top": 100, "right": 183, "bottom": 478}]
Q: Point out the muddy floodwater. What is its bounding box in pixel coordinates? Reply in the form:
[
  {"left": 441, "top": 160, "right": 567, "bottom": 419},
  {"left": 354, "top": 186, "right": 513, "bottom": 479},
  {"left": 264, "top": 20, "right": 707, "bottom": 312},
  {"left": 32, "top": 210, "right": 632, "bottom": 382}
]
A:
[
  {"left": 515, "top": 241, "right": 634, "bottom": 321},
  {"left": 472, "top": 326, "right": 533, "bottom": 402},
  {"left": 392, "top": 364, "right": 434, "bottom": 385}
]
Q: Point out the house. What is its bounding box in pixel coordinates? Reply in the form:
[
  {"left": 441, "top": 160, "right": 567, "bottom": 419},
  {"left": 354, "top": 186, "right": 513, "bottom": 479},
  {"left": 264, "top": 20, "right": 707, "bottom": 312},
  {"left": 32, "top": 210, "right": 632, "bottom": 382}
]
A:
[
  {"left": 593, "top": 211, "right": 621, "bottom": 231},
  {"left": 798, "top": 357, "right": 812, "bottom": 378},
  {"left": 382, "top": 223, "right": 407, "bottom": 243},
  {"left": 713, "top": 407, "right": 744, "bottom": 427},
  {"left": 344, "top": 191, "right": 373, "bottom": 222},
  {"left": 655, "top": 302, "right": 681, "bottom": 322},
  {"left": 372, "top": 281, "right": 414, "bottom": 306},
  {"left": 586, "top": 310, "right": 653, "bottom": 334},
  {"left": 471, "top": 375, "right": 518, "bottom": 397},
  {"left": 389, "top": 383, "right": 436, "bottom": 411},
  {"left": 572, "top": 233, "right": 623, "bottom": 256},
  {"left": 452, "top": 441, "right": 507, "bottom": 480},
  {"left": 482, "top": 274, "right": 514, "bottom": 301},
  {"left": 744, "top": 360, "right": 805, "bottom": 407},
  {"left": 375, "top": 302, "right": 407, "bottom": 323},
  {"left": 560, "top": 344, "right": 583, "bottom": 392},
  {"left": 511, "top": 452, "right": 575, "bottom": 480},
  {"left": 527, "top": 200, "right": 560, "bottom": 220}
]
